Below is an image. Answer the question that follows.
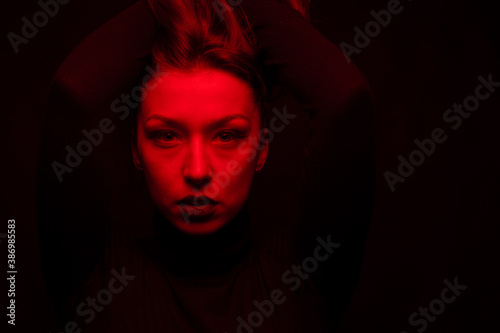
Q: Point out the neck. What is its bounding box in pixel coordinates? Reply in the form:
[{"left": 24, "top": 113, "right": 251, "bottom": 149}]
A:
[{"left": 145, "top": 204, "right": 252, "bottom": 276}]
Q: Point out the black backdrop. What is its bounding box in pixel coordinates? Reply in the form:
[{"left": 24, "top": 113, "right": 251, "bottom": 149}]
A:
[{"left": 2, "top": 0, "right": 499, "bottom": 332}]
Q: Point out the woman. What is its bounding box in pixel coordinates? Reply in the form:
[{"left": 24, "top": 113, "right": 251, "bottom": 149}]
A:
[{"left": 37, "top": 0, "right": 375, "bottom": 331}]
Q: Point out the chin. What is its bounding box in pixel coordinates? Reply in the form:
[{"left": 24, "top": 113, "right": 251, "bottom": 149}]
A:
[{"left": 171, "top": 216, "right": 228, "bottom": 235}]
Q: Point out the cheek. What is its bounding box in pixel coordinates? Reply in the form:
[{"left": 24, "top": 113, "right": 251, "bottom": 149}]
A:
[
  {"left": 137, "top": 140, "right": 183, "bottom": 198},
  {"left": 210, "top": 140, "right": 260, "bottom": 199},
  {"left": 221, "top": 166, "right": 254, "bottom": 195}
]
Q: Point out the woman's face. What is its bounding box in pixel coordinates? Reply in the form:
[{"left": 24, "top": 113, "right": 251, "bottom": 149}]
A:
[{"left": 132, "top": 69, "right": 268, "bottom": 235}]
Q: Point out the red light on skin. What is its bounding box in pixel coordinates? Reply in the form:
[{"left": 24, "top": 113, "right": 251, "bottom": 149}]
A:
[{"left": 132, "top": 69, "right": 268, "bottom": 235}]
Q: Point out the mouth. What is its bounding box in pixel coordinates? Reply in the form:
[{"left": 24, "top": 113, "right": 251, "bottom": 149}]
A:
[{"left": 176, "top": 195, "right": 219, "bottom": 222}]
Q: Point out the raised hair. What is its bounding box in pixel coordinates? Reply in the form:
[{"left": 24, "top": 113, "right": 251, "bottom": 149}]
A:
[{"left": 145, "top": 0, "right": 310, "bottom": 121}]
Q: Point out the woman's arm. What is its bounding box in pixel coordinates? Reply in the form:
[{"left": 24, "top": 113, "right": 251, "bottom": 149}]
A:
[
  {"left": 36, "top": 0, "right": 157, "bottom": 322},
  {"left": 242, "top": 0, "right": 375, "bottom": 310}
]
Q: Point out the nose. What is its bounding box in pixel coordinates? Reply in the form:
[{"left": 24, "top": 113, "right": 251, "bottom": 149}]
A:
[{"left": 183, "top": 138, "right": 212, "bottom": 187}]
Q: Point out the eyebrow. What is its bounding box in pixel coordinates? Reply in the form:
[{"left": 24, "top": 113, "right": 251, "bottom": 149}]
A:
[{"left": 144, "top": 114, "right": 251, "bottom": 130}]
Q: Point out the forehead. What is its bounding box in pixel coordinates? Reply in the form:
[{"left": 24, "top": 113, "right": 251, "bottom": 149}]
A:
[{"left": 140, "top": 69, "right": 258, "bottom": 123}]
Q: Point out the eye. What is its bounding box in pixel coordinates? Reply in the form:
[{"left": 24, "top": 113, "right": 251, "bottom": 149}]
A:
[
  {"left": 214, "top": 130, "right": 245, "bottom": 144},
  {"left": 219, "top": 132, "right": 232, "bottom": 142},
  {"left": 150, "top": 130, "right": 181, "bottom": 147},
  {"left": 157, "top": 131, "right": 175, "bottom": 141}
]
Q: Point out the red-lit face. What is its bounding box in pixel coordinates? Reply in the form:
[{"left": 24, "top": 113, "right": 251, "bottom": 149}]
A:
[{"left": 132, "top": 69, "right": 268, "bottom": 235}]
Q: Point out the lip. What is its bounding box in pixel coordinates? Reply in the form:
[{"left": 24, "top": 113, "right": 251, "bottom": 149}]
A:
[
  {"left": 176, "top": 195, "right": 219, "bottom": 221},
  {"left": 176, "top": 195, "right": 219, "bottom": 206}
]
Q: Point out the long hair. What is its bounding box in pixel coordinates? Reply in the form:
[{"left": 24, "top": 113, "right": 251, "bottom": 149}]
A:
[{"left": 145, "top": 0, "right": 310, "bottom": 122}]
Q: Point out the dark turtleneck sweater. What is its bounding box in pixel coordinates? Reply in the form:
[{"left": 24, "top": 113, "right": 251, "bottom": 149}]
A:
[
  {"left": 147, "top": 204, "right": 253, "bottom": 276},
  {"left": 36, "top": 0, "right": 375, "bottom": 332}
]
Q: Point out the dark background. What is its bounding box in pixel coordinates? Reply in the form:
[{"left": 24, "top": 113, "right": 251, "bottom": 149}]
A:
[{"left": 2, "top": 0, "right": 499, "bottom": 332}]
